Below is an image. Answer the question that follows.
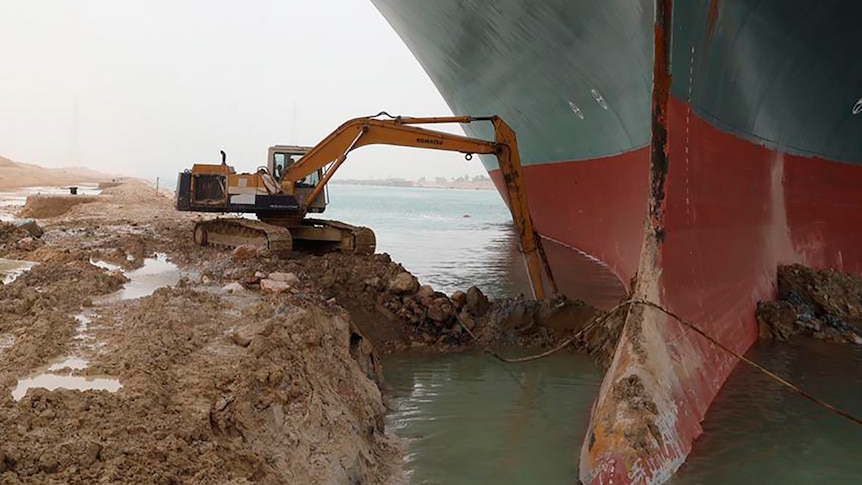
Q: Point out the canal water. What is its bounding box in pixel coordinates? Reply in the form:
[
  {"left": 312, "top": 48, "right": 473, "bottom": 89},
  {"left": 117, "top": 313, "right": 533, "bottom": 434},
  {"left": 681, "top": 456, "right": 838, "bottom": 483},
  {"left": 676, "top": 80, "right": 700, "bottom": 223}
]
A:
[
  {"left": 324, "top": 184, "right": 625, "bottom": 308},
  {"left": 383, "top": 351, "right": 602, "bottom": 485},
  {"left": 325, "top": 184, "right": 862, "bottom": 484}
]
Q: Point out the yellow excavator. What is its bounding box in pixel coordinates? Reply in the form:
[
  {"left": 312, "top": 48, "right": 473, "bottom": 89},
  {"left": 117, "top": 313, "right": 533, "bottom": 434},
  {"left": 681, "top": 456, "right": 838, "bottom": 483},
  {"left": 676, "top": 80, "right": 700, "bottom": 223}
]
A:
[{"left": 175, "top": 113, "right": 556, "bottom": 298}]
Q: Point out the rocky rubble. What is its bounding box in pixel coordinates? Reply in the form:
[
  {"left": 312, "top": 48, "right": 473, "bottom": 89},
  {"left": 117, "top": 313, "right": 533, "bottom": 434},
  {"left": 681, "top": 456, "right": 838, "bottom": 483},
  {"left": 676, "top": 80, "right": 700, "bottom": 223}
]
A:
[
  {"left": 185, "top": 243, "right": 625, "bottom": 365},
  {"left": 282, "top": 254, "right": 597, "bottom": 352},
  {"left": 757, "top": 264, "right": 862, "bottom": 344},
  {"left": 207, "top": 251, "right": 619, "bottom": 361}
]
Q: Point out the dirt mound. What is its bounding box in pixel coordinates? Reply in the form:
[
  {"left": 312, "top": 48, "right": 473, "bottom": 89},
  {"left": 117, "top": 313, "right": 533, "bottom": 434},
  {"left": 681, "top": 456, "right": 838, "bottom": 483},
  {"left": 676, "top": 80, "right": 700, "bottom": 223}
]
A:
[
  {"left": 756, "top": 264, "right": 862, "bottom": 344},
  {"left": 0, "top": 268, "right": 398, "bottom": 484},
  {"left": 0, "top": 223, "right": 33, "bottom": 253},
  {"left": 97, "top": 180, "right": 125, "bottom": 190},
  {"left": 19, "top": 195, "right": 99, "bottom": 219}
]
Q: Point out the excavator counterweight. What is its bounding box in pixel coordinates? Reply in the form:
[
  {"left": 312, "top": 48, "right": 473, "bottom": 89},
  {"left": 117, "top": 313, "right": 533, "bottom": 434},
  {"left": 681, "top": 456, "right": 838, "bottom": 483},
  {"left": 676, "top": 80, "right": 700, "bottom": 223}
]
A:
[{"left": 175, "top": 113, "right": 556, "bottom": 298}]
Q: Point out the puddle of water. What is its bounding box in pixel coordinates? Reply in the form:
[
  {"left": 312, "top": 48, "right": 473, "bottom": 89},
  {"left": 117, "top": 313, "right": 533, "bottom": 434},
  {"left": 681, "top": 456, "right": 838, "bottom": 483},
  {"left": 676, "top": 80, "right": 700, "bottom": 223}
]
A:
[
  {"left": 9, "top": 309, "right": 112, "bottom": 401},
  {"left": 90, "top": 259, "right": 122, "bottom": 272},
  {"left": 0, "top": 258, "right": 37, "bottom": 284},
  {"left": 97, "top": 253, "right": 182, "bottom": 301},
  {"left": 71, "top": 312, "right": 107, "bottom": 350},
  {"left": 48, "top": 356, "right": 89, "bottom": 371},
  {"left": 11, "top": 373, "right": 122, "bottom": 401},
  {"left": 75, "top": 313, "right": 91, "bottom": 330}
]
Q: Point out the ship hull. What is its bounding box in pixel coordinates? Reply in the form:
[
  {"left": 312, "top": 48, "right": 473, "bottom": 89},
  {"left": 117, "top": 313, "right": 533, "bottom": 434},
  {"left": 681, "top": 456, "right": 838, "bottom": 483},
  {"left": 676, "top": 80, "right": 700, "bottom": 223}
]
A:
[
  {"left": 371, "top": 0, "right": 862, "bottom": 482},
  {"left": 488, "top": 149, "right": 649, "bottom": 290},
  {"left": 581, "top": 1, "right": 862, "bottom": 482}
]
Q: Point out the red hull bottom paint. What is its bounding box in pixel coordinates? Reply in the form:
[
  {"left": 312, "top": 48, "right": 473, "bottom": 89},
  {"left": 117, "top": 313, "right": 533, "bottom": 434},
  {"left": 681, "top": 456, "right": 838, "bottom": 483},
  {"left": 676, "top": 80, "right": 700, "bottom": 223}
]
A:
[
  {"left": 576, "top": 96, "right": 862, "bottom": 484},
  {"left": 489, "top": 148, "right": 650, "bottom": 292}
]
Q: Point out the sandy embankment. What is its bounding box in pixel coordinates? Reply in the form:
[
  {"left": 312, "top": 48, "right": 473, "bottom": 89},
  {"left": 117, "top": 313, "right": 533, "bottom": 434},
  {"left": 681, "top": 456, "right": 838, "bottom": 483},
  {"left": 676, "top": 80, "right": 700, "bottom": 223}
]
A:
[
  {"left": 1, "top": 180, "right": 403, "bottom": 483},
  {"left": 0, "top": 156, "right": 111, "bottom": 190}
]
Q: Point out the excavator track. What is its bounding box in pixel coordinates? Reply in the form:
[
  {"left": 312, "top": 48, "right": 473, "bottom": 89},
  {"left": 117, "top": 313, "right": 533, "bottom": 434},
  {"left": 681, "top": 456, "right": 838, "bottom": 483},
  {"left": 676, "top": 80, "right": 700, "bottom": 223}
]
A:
[
  {"left": 193, "top": 218, "right": 375, "bottom": 257},
  {"left": 300, "top": 219, "right": 376, "bottom": 255},
  {"left": 193, "top": 218, "right": 293, "bottom": 256}
]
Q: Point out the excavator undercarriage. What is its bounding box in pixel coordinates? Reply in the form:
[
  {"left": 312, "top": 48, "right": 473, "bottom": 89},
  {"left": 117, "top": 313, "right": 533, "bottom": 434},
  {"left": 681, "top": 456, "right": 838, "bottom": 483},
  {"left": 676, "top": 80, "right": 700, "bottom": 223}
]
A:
[{"left": 191, "top": 218, "right": 375, "bottom": 257}]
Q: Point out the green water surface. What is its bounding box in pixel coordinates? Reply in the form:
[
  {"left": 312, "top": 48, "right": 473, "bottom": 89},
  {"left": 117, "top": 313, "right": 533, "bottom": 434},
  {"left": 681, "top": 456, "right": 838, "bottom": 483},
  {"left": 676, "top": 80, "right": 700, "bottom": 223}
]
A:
[{"left": 329, "top": 185, "right": 862, "bottom": 484}]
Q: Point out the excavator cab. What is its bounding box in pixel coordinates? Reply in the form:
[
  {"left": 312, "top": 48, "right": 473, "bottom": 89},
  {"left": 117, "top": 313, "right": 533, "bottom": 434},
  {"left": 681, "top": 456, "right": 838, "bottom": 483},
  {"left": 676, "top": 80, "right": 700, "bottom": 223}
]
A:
[{"left": 267, "top": 145, "right": 327, "bottom": 214}]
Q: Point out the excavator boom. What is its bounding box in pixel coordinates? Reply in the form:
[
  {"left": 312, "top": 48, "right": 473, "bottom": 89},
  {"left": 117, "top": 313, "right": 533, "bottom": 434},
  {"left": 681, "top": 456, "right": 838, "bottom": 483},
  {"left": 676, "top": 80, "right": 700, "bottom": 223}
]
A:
[
  {"left": 279, "top": 114, "right": 556, "bottom": 299},
  {"left": 282, "top": 116, "right": 499, "bottom": 203}
]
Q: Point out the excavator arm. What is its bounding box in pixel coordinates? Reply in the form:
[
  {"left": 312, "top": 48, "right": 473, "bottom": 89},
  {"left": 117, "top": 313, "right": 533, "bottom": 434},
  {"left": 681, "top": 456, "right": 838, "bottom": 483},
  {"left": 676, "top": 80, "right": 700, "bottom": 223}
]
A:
[{"left": 283, "top": 114, "right": 557, "bottom": 299}]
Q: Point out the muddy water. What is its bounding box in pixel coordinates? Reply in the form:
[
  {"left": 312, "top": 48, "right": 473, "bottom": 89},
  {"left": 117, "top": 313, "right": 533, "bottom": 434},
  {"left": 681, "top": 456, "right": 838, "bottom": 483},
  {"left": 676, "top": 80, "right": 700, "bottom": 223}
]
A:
[
  {"left": 324, "top": 185, "right": 626, "bottom": 309},
  {"left": 11, "top": 373, "right": 122, "bottom": 401},
  {"left": 11, "top": 346, "right": 120, "bottom": 403},
  {"left": 385, "top": 344, "right": 862, "bottom": 484},
  {"left": 0, "top": 258, "right": 37, "bottom": 284},
  {"left": 96, "top": 253, "right": 183, "bottom": 301},
  {"left": 383, "top": 351, "right": 603, "bottom": 484},
  {"left": 672, "top": 340, "right": 862, "bottom": 484},
  {"left": 331, "top": 185, "right": 862, "bottom": 483}
]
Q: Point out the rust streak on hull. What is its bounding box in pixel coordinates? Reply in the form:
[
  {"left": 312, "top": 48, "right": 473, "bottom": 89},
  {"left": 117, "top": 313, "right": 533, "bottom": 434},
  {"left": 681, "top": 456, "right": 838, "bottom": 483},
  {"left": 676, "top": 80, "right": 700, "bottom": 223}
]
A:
[{"left": 580, "top": 1, "right": 686, "bottom": 483}]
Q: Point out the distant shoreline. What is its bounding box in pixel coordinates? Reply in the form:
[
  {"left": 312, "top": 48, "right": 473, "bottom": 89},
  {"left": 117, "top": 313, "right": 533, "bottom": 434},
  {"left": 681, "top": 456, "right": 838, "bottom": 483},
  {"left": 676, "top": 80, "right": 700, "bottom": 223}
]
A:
[
  {"left": 0, "top": 155, "right": 121, "bottom": 190},
  {"left": 331, "top": 179, "right": 495, "bottom": 191}
]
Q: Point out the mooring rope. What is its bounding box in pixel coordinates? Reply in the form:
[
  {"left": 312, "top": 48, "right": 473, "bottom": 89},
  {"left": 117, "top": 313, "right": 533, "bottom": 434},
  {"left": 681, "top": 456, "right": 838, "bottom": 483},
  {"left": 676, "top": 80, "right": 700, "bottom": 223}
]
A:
[
  {"left": 458, "top": 298, "right": 862, "bottom": 428},
  {"left": 478, "top": 299, "right": 629, "bottom": 364}
]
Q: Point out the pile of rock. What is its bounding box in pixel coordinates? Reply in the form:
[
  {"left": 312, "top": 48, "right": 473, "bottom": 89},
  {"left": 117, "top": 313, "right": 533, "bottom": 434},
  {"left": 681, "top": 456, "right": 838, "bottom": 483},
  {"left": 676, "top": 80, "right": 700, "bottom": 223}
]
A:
[
  {"left": 385, "top": 272, "right": 491, "bottom": 345},
  {"left": 283, "top": 253, "right": 499, "bottom": 348},
  {"left": 756, "top": 264, "right": 862, "bottom": 344},
  {"left": 222, "top": 270, "right": 300, "bottom": 295}
]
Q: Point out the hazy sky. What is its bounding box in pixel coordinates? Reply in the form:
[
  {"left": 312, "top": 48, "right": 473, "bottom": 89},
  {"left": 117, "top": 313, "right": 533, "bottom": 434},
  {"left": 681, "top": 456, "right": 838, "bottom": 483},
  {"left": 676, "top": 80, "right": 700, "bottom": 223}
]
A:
[{"left": 0, "top": 1, "right": 488, "bottom": 182}]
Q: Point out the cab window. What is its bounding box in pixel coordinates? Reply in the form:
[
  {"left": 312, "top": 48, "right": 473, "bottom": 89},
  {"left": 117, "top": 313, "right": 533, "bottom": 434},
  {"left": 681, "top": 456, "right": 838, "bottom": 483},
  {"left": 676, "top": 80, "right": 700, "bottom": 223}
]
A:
[
  {"left": 297, "top": 169, "right": 320, "bottom": 188},
  {"left": 273, "top": 153, "right": 286, "bottom": 180}
]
